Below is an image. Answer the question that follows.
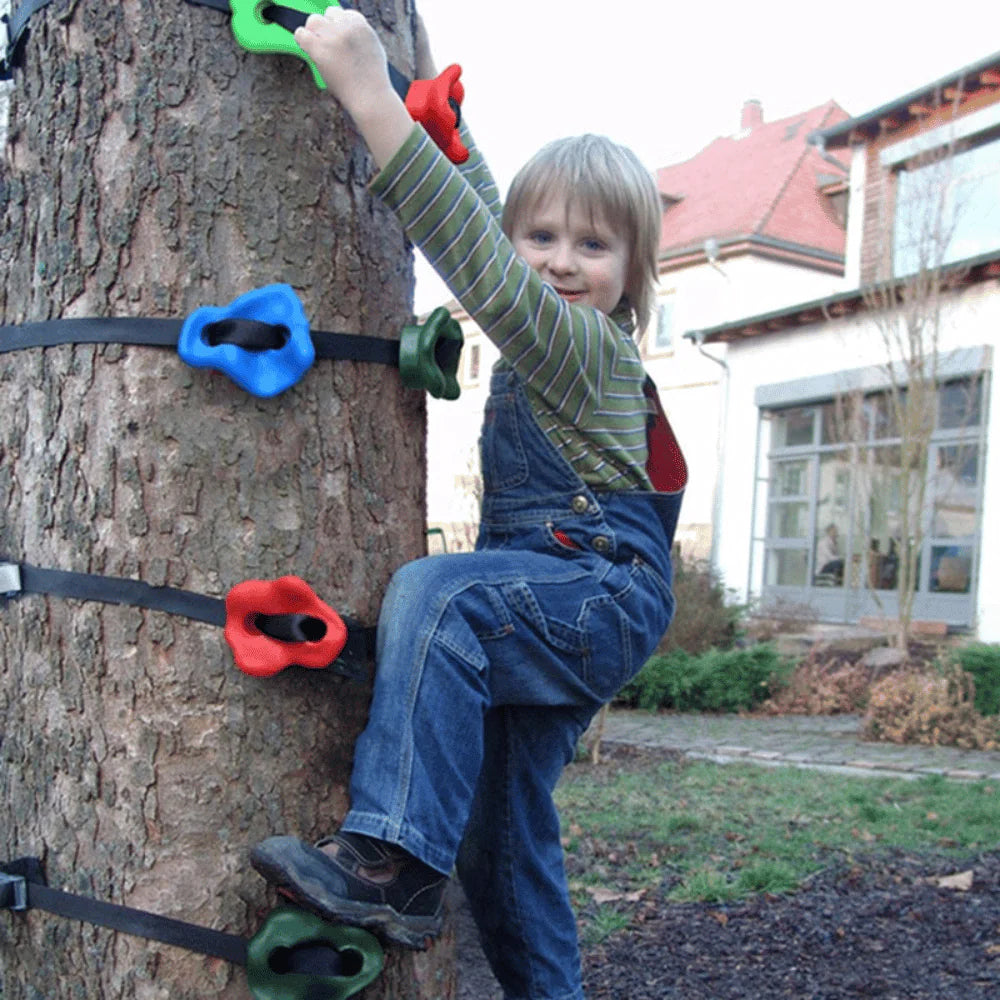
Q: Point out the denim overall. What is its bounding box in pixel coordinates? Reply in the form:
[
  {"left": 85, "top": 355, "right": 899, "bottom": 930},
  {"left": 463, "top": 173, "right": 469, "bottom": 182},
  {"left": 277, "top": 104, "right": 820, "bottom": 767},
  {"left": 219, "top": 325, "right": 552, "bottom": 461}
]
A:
[{"left": 343, "top": 368, "right": 684, "bottom": 1000}]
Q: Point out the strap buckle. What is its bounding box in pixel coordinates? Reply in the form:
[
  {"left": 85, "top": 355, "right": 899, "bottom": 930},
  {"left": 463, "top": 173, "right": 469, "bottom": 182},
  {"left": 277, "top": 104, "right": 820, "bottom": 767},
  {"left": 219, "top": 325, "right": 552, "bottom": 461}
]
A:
[
  {"left": 0, "top": 870, "right": 28, "bottom": 911},
  {"left": 0, "top": 560, "right": 23, "bottom": 598}
]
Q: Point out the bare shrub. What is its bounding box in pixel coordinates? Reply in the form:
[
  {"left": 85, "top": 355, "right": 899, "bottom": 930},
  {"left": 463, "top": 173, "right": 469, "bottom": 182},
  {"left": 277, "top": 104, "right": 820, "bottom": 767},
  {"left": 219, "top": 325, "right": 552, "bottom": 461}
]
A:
[
  {"left": 861, "top": 662, "right": 1000, "bottom": 750},
  {"left": 761, "top": 648, "right": 873, "bottom": 715},
  {"left": 657, "top": 554, "right": 744, "bottom": 655}
]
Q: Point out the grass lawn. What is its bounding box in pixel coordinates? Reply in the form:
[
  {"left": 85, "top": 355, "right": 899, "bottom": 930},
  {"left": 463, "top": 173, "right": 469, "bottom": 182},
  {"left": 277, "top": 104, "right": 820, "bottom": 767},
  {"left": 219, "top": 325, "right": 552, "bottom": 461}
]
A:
[{"left": 555, "top": 747, "right": 1000, "bottom": 943}]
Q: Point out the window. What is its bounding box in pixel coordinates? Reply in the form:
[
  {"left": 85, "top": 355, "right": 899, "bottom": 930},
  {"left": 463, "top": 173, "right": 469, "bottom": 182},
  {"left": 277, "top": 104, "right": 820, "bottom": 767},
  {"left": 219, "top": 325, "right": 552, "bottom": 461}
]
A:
[
  {"left": 760, "top": 374, "right": 985, "bottom": 613},
  {"left": 462, "top": 339, "right": 482, "bottom": 387},
  {"left": 649, "top": 298, "right": 674, "bottom": 353},
  {"left": 893, "top": 133, "right": 1000, "bottom": 277}
]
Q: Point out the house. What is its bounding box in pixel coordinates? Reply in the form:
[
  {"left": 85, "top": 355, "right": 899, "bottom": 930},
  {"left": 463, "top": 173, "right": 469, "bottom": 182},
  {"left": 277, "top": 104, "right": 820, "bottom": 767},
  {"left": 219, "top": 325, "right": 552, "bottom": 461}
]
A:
[
  {"left": 688, "top": 51, "right": 1000, "bottom": 639},
  {"left": 427, "top": 99, "right": 853, "bottom": 558}
]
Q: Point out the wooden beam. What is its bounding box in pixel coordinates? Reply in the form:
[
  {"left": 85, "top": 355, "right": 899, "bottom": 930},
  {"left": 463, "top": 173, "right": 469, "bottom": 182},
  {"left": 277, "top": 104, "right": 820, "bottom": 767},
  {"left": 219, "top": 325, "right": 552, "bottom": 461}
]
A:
[
  {"left": 879, "top": 115, "right": 904, "bottom": 131},
  {"left": 980, "top": 68, "right": 1000, "bottom": 86},
  {"left": 908, "top": 101, "right": 935, "bottom": 116}
]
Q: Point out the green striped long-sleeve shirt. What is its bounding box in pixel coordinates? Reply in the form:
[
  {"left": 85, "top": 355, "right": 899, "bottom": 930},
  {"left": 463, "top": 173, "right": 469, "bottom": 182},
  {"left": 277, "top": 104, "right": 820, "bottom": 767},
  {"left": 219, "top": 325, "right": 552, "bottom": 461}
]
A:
[{"left": 371, "top": 124, "right": 654, "bottom": 491}]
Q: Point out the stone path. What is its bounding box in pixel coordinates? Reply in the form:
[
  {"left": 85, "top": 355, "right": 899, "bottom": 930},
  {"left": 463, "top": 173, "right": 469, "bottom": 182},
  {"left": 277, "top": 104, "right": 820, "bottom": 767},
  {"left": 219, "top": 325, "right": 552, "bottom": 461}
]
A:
[{"left": 600, "top": 709, "right": 1000, "bottom": 781}]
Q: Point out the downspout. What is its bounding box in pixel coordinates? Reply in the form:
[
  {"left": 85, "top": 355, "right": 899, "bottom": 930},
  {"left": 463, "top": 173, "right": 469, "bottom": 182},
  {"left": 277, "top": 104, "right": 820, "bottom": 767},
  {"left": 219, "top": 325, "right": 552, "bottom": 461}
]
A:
[
  {"left": 686, "top": 328, "right": 730, "bottom": 572},
  {"left": 688, "top": 238, "right": 732, "bottom": 573}
]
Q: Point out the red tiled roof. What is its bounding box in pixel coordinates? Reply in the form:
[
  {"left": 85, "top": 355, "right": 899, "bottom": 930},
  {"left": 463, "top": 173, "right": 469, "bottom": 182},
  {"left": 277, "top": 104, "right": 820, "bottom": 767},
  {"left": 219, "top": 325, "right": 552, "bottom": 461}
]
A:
[{"left": 656, "top": 101, "right": 851, "bottom": 262}]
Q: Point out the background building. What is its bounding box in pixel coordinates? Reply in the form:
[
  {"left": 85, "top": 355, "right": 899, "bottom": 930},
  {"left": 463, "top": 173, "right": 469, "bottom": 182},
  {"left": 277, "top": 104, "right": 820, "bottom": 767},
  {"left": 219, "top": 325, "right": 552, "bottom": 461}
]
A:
[{"left": 692, "top": 51, "right": 1000, "bottom": 639}]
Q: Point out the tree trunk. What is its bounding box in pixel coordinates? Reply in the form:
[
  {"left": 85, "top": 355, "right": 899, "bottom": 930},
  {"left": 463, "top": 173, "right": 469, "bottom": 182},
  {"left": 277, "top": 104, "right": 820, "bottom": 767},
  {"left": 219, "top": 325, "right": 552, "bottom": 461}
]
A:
[{"left": 0, "top": 2, "right": 455, "bottom": 997}]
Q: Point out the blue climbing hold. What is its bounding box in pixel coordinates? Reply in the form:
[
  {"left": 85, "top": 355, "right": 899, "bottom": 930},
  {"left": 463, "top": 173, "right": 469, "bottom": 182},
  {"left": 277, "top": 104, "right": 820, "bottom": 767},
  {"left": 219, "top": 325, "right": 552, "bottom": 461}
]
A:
[{"left": 178, "top": 284, "right": 315, "bottom": 398}]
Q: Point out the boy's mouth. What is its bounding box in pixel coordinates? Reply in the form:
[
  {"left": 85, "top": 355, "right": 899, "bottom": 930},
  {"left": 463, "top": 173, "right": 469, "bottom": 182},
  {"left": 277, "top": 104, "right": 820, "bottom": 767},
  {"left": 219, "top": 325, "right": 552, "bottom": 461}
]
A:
[{"left": 555, "top": 288, "right": 584, "bottom": 302}]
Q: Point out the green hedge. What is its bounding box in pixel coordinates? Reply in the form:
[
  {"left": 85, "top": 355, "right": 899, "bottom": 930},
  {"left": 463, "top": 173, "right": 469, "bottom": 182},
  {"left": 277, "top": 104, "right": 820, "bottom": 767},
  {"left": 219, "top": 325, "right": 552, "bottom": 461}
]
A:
[
  {"left": 617, "top": 645, "right": 792, "bottom": 713},
  {"left": 952, "top": 643, "right": 1000, "bottom": 717}
]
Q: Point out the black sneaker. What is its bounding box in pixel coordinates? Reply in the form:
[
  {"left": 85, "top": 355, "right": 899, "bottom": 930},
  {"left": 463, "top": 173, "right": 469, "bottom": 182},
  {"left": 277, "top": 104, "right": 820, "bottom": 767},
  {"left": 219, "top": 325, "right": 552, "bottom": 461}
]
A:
[{"left": 250, "top": 832, "right": 447, "bottom": 949}]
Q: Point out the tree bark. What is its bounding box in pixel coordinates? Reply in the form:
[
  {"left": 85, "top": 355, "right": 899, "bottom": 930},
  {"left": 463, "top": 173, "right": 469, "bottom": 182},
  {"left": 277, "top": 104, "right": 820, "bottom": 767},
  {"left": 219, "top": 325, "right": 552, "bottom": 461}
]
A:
[{"left": 0, "top": 2, "right": 455, "bottom": 997}]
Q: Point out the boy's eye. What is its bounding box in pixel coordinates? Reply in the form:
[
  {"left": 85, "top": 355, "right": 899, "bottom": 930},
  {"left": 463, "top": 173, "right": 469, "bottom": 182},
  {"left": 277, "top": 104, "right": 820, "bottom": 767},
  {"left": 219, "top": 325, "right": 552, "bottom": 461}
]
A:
[
  {"left": 529, "top": 231, "right": 553, "bottom": 244},
  {"left": 583, "top": 238, "right": 606, "bottom": 252}
]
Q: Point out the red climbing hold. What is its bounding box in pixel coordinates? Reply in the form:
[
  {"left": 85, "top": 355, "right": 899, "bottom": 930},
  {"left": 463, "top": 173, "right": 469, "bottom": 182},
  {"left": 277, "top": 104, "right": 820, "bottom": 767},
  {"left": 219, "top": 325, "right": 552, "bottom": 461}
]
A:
[{"left": 224, "top": 576, "right": 348, "bottom": 678}]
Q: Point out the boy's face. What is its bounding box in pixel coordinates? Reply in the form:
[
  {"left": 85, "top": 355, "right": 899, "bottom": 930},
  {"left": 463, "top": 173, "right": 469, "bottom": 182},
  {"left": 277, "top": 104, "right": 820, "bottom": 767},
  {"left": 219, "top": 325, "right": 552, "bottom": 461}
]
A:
[{"left": 511, "top": 189, "right": 628, "bottom": 316}]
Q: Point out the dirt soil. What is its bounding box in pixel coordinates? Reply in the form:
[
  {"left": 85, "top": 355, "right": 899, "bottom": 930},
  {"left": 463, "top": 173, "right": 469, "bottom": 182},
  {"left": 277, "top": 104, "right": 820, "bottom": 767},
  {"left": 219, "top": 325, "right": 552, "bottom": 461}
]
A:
[
  {"left": 456, "top": 747, "right": 1000, "bottom": 1000},
  {"left": 579, "top": 850, "right": 1000, "bottom": 999}
]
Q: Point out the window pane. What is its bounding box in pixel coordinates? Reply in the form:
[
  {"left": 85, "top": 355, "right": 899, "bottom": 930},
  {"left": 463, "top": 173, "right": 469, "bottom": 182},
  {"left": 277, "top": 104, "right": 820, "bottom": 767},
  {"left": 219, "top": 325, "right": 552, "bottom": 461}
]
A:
[
  {"left": 948, "top": 139, "right": 1000, "bottom": 263},
  {"left": 773, "top": 408, "right": 814, "bottom": 447},
  {"left": 768, "top": 502, "right": 809, "bottom": 539},
  {"left": 867, "top": 537, "right": 901, "bottom": 591},
  {"left": 932, "top": 444, "right": 979, "bottom": 538},
  {"left": 868, "top": 390, "right": 906, "bottom": 440},
  {"left": 765, "top": 549, "right": 808, "bottom": 586},
  {"left": 814, "top": 523, "right": 844, "bottom": 585},
  {"left": 654, "top": 300, "right": 674, "bottom": 351},
  {"left": 813, "top": 452, "right": 850, "bottom": 586},
  {"left": 930, "top": 545, "right": 973, "bottom": 593},
  {"left": 894, "top": 137, "right": 1000, "bottom": 276},
  {"left": 938, "top": 377, "right": 982, "bottom": 429},
  {"left": 773, "top": 459, "right": 809, "bottom": 497},
  {"left": 819, "top": 401, "right": 852, "bottom": 444}
]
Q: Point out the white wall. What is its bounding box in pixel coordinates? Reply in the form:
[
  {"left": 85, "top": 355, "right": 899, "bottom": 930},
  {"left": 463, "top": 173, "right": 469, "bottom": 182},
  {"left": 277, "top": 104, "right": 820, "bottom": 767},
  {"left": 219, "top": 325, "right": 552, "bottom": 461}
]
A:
[
  {"left": 644, "top": 254, "right": 848, "bottom": 560},
  {"left": 713, "top": 281, "right": 1000, "bottom": 639},
  {"left": 425, "top": 322, "right": 497, "bottom": 551}
]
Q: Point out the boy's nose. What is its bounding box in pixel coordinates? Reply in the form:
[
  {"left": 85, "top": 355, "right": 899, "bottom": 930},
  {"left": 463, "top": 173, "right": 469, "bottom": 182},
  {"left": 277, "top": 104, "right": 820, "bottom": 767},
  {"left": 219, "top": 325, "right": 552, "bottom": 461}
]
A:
[{"left": 548, "top": 242, "right": 577, "bottom": 274}]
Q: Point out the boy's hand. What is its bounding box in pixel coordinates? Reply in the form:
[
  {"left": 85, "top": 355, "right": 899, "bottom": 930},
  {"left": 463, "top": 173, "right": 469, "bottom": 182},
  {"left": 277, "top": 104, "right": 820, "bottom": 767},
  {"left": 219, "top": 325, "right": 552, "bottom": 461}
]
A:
[
  {"left": 295, "top": 6, "right": 414, "bottom": 169},
  {"left": 295, "top": 7, "right": 393, "bottom": 120}
]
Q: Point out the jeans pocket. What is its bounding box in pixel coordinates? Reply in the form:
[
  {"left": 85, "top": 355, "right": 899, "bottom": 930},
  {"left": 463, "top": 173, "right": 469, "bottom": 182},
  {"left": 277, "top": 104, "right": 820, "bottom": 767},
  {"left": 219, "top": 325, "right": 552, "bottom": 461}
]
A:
[
  {"left": 497, "top": 581, "right": 588, "bottom": 656},
  {"left": 579, "top": 558, "right": 675, "bottom": 699}
]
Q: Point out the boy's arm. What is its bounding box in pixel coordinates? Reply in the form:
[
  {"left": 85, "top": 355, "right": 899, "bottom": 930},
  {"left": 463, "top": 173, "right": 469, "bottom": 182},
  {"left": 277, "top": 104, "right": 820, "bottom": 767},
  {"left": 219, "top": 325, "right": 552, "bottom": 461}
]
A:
[
  {"left": 412, "top": 16, "right": 502, "bottom": 224},
  {"left": 297, "top": 9, "right": 641, "bottom": 426},
  {"left": 298, "top": 10, "right": 501, "bottom": 223},
  {"left": 294, "top": 9, "right": 413, "bottom": 170}
]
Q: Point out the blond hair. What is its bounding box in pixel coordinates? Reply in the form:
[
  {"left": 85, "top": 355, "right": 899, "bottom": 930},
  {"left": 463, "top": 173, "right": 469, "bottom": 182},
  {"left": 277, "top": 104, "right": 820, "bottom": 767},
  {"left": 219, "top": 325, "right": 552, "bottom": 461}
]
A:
[{"left": 501, "top": 134, "right": 661, "bottom": 333}]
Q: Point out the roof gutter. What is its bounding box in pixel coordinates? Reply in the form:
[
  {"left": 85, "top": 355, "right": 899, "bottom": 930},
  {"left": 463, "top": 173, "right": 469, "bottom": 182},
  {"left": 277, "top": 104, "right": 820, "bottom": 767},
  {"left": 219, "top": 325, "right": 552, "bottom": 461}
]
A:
[{"left": 809, "top": 49, "right": 1000, "bottom": 148}]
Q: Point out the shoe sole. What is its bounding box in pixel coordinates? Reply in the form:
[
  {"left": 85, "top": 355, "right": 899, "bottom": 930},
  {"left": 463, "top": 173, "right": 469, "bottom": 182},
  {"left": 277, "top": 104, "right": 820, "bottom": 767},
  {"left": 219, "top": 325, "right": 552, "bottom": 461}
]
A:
[{"left": 250, "top": 836, "right": 443, "bottom": 951}]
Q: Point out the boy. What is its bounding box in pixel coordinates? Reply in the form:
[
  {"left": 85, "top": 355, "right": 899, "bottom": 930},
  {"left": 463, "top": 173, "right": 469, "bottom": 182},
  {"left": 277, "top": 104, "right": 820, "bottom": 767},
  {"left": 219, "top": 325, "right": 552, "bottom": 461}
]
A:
[{"left": 251, "top": 10, "right": 686, "bottom": 999}]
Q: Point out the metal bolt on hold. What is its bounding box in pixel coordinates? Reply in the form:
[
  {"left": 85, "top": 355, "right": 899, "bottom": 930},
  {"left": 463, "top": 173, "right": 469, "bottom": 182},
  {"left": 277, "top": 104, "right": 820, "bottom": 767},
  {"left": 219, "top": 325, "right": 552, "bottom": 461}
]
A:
[
  {"left": 592, "top": 536, "right": 611, "bottom": 554},
  {"left": 571, "top": 496, "right": 589, "bottom": 514}
]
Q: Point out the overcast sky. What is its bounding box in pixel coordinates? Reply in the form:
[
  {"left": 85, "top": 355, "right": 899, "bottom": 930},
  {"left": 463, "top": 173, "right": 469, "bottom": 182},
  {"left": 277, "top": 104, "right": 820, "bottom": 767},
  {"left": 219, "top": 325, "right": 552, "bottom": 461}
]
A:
[{"left": 411, "top": 0, "right": 1000, "bottom": 312}]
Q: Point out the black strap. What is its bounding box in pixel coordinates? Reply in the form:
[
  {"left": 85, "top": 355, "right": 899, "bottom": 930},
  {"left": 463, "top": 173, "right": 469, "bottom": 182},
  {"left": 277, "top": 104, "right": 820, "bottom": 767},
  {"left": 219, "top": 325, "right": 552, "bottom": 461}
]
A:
[
  {"left": 4, "top": 860, "right": 249, "bottom": 965},
  {"left": 13, "top": 561, "right": 227, "bottom": 626},
  {"left": 1, "top": 0, "right": 55, "bottom": 78},
  {"left": 1, "top": 857, "right": 357, "bottom": 975},
  {"left": 204, "top": 317, "right": 290, "bottom": 351},
  {"left": 3, "top": 560, "right": 375, "bottom": 679},
  {"left": 0, "top": 317, "right": 401, "bottom": 367}
]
